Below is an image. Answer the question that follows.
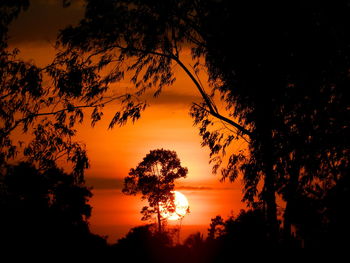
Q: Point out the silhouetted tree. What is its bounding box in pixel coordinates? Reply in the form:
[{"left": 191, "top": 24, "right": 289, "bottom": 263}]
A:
[
  {"left": 113, "top": 224, "right": 176, "bottom": 263},
  {"left": 276, "top": 81, "right": 350, "bottom": 243},
  {"left": 0, "top": 2, "right": 109, "bottom": 253},
  {"left": 323, "top": 173, "right": 350, "bottom": 249},
  {"left": 191, "top": 1, "right": 350, "bottom": 244},
  {"left": 206, "top": 209, "right": 271, "bottom": 255},
  {"left": 0, "top": 162, "right": 107, "bottom": 251},
  {"left": 184, "top": 232, "right": 204, "bottom": 250},
  {"left": 182, "top": 232, "right": 209, "bottom": 263},
  {"left": 0, "top": 1, "right": 92, "bottom": 177},
  {"left": 207, "top": 215, "right": 225, "bottom": 241},
  {"left": 123, "top": 149, "right": 188, "bottom": 232}
]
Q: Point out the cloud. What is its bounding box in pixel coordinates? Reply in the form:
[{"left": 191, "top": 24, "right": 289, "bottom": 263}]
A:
[
  {"left": 86, "top": 177, "right": 124, "bottom": 190},
  {"left": 176, "top": 185, "right": 236, "bottom": 191},
  {"left": 85, "top": 177, "right": 231, "bottom": 192},
  {"left": 176, "top": 185, "right": 214, "bottom": 191}
]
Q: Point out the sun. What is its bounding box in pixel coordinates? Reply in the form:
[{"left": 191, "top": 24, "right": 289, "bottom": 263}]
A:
[{"left": 160, "top": 191, "right": 189, "bottom": 221}]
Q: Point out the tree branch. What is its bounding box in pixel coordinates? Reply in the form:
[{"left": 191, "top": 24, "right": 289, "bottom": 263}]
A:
[
  {"left": 111, "top": 44, "right": 252, "bottom": 137},
  {"left": 172, "top": 56, "right": 252, "bottom": 137},
  {"left": 1, "top": 94, "right": 127, "bottom": 137}
]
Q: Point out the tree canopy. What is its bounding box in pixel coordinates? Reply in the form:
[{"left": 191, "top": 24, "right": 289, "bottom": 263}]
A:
[{"left": 123, "top": 149, "right": 188, "bottom": 232}]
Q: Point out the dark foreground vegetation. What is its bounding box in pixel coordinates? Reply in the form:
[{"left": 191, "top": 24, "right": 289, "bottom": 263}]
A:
[
  {"left": 1, "top": 162, "right": 349, "bottom": 259},
  {"left": 0, "top": 162, "right": 106, "bottom": 253}
]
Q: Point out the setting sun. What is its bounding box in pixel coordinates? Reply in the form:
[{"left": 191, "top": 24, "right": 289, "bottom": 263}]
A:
[{"left": 160, "top": 191, "right": 190, "bottom": 221}]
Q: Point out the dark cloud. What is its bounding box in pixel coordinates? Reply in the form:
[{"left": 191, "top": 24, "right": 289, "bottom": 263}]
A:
[
  {"left": 85, "top": 177, "right": 229, "bottom": 192},
  {"left": 176, "top": 185, "right": 214, "bottom": 191},
  {"left": 8, "top": 0, "right": 84, "bottom": 45},
  {"left": 176, "top": 185, "right": 235, "bottom": 191},
  {"left": 86, "top": 177, "right": 124, "bottom": 190}
]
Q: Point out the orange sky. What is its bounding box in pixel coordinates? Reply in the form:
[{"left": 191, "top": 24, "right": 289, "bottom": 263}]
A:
[
  {"left": 8, "top": 0, "right": 248, "bottom": 243},
  {"left": 79, "top": 96, "right": 247, "bottom": 242}
]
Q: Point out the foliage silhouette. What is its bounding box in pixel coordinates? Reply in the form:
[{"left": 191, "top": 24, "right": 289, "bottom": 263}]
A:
[
  {"left": 123, "top": 149, "right": 188, "bottom": 232},
  {"left": 54, "top": 0, "right": 350, "bottom": 244},
  {"left": 114, "top": 224, "right": 172, "bottom": 261},
  {"left": 207, "top": 215, "right": 225, "bottom": 241},
  {"left": 0, "top": 0, "right": 90, "bottom": 177},
  {"left": 111, "top": 208, "right": 281, "bottom": 262},
  {"left": 189, "top": 1, "right": 350, "bottom": 243},
  {"left": 53, "top": 0, "right": 281, "bottom": 240},
  {"left": 0, "top": 1, "right": 108, "bottom": 254},
  {"left": 0, "top": 162, "right": 107, "bottom": 252},
  {"left": 1, "top": 0, "right": 349, "bottom": 251},
  {"left": 112, "top": 224, "right": 213, "bottom": 263}
]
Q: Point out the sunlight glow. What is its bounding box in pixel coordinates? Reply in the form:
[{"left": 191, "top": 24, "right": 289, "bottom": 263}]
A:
[{"left": 160, "top": 191, "right": 189, "bottom": 221}]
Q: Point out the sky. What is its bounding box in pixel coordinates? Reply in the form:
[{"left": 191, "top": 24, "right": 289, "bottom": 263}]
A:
[{"left": 8, "top": 0, "right": 247, "bottom": 243}]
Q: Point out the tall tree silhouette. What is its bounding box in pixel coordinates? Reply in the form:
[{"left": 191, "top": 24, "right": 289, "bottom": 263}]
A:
[
  {"left": 207, "top": 209, "right": 269, "bottom": 252},
  {"left": 123, "top": 149, "right": 188, "bottom": 232}
]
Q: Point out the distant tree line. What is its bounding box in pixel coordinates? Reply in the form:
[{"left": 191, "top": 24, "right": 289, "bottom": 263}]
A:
[{"left": 0, "top": 162, "right": 348, "bottom": 257}]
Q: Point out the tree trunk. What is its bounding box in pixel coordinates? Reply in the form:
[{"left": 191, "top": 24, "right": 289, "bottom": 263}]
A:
[
  {"left": 263, "top": 141, "right": 279, "bottom": 245},
  {"left": 283, "top": 202, "right": 292, "bottom": 239},
  {"left": 157, "top": 203, "right": 162, "bottom": 233},
  {"left": 257, "top": 99, "right": 279, "bottom": 245},
  {"left": 283, "top": 162, "right": 300, "bottom": 242}
]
